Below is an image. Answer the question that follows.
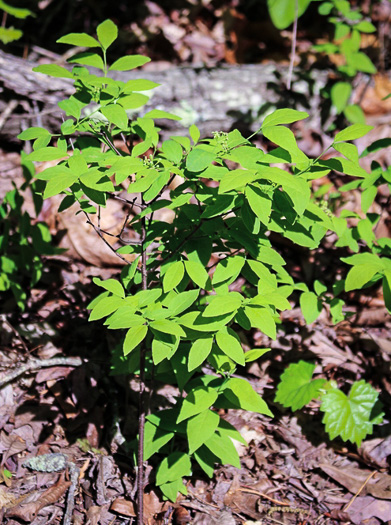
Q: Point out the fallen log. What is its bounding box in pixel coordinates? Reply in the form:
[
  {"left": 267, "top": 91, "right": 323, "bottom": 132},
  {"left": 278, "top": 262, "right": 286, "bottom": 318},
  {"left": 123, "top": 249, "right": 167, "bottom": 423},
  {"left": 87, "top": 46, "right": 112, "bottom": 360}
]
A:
[{"left": 0, "top": 48, "right": 329, "bottom": 143}]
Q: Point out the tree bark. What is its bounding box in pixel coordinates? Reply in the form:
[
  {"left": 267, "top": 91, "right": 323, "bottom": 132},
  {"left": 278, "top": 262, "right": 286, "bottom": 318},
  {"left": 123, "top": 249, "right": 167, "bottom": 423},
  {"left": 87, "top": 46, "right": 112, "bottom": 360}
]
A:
[{"left": 0, "top": 49, "right": 329, "bottom": 143}]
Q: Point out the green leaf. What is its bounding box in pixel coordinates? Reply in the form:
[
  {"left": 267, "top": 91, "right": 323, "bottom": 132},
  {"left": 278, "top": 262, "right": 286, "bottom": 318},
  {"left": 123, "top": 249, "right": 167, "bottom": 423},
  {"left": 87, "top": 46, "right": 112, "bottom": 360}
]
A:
[
  {"left": 383, "top": 271, "right": 391, "bottom": 314},
  {"left": 343, "top": 104, "right": 366, "bottom": 125},
  {"left": 187, "top": 410, "right": 220, "bottom": 454},
  {"left": 18, "top": 127, "right": 50, "bottom": 141},
  {"left": 262, "top": 126, "right": 308, "bottom": 164},
  {"left": 262, "top": 108, "right": 309, "bottom": 128},
  {"left": 204, "top": 431, "right": 240, "bottom": 468},
  {"left": 68, "top": 52, "right": 105, "bottom": 70},
  {"left": 43, "top": 173, "right": 79, "bottom": 199},
  {"left": 177, "top": 386, "right": 219, "bottom": 423},
  {"left": 27, "top": 147, "right": 67, "bottom": 162},
  {"left": 267, "top": 0, "right": 312, "bottom": 29},
  {"left": 161, "top": 140, "right": 183, "bottom": 164},
  {"left": 92, "top": 277, "right": 124, "bottom": 298},
  {"left": 244, "top": 348, "right": 271, "bottom": 362},
  {"left": 300, "top": 291, "right": 322, "bottom": 324},
  {"left": 150, "top": 319, "right": 186, "bottom": 338},
  {"left": 212, "top": 256, "right": 245, "bottom": 286},
  {"left": 0, "top": 0, "right": 33, "bottom": 19},
  {"left": 194, "top": 446, "right": 218, "bottom": 477},
  {"left": 188, "top": 337, "right": 214, "bottom": 371},
  {"left": 345, "top": 263, "right": 383, "bottom": 292},
  {"left": 144, "top": 420, "right": 174, "bottom": 461},
  {"left": 185, "top": 260, "right": 209, "bottom": 289},
  {"left": 109, "top": 55, "right": 151, "bottom": 71},
  {"left": 152, "top": 333, "right": 179, "bottom": 364},
  {"left": 186, "top": 147, "right": 215, "bottom": 172},
  {"left": 330, "top": 82, "right": 352, "bottom": 114},
  {"left": 203, "top": 293, "right": 242, "bottom": 317},
  {"left": 105, "top": 310, "right": 144, "bottom": 330},
  {"left": 118, "top": 93, "right": 149, "bottom": 110},
  {"left": 334, "top": 124, "right": 373, "bottom": 142},
  {"left": 189, "top": 124, "right": 200, "bottom": 144},
  {"left": 57, "top": 32, "right": 100, "bottom": 47},
  {"left": 123, "top": 324, "right": 148, "bottom": 355},
  {"left": 156, "top": 451, "right": 192, "bottom": 485},
  {"left": 123, "top": 79, "right": 160, "bottom": 92},
  {"left": 244, "top": 306, "right": 276, "bottom": 339},
  {"left": 166, "top": 289, "right": 199, "bottom": 317},
  {"left": 101, "top": 104, "right": 128, "bottom": 129},
  {"left": 215, "top": 329, "right": 245, "bottom": 366},
  {"left": 320, "top": 380, "right": 383, "bottom": 446},
  {"left": 159, "top": 478, "right": 187, "bottom": 502},
  {"left": 355, "top": 21, "right": 376, "bottom": 33},
  {"left": 218, "top": 169, "right": 256, "bottom": 194},
  {"left": 143, "top": 109, "right": 181, "bottom": 121},
  {"left": 223, "top": 377, "right": 273, "bottom": 416},
  {"left": 33, "top": 63, "right": 74, "bottom": 79},
  {"left": 97, "top": 19, "right": 118, "bottom": 50},
  {"left": 245, "top": 184, "right": 272, "bottom": 225},
  {"left": 333, "top": 142, "right": 359, "bottom": 163},
  {"left": 163, "top": 261, "right": 185, "bottom": 292},
  {"left": 88, "top": 295, "right": 125, "bottom": 321},
  {"left": 275, "top": 361, "right": 326, "bottom": 411}
]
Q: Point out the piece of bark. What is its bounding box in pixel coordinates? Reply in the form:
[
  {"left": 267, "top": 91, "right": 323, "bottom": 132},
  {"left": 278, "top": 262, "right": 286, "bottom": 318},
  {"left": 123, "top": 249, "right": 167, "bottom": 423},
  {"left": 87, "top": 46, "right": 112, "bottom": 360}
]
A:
[{"left": 0, "top": 48, "right": 330, "bottom": 143}]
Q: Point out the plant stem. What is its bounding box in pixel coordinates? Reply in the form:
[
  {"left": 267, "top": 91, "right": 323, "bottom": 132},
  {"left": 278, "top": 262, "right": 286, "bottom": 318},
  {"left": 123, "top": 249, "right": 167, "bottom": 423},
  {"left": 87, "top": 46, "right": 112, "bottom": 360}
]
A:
[{"left": 137, "top": 212, "right": 148, "bottom": 525}]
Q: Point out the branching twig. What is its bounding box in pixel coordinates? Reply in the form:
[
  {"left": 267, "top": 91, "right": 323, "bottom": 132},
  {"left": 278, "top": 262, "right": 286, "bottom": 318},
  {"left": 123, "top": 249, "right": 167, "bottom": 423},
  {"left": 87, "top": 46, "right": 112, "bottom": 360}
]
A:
[{"left": 0, "top": 357, "right": 83, "bottom": 388}]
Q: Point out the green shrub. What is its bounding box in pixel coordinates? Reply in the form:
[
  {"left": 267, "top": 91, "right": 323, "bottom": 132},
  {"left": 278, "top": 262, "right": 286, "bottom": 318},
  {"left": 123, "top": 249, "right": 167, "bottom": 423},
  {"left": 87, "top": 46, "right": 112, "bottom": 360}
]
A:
[{"left": 19, "top": 19, "right": 388, "bottom": 520}]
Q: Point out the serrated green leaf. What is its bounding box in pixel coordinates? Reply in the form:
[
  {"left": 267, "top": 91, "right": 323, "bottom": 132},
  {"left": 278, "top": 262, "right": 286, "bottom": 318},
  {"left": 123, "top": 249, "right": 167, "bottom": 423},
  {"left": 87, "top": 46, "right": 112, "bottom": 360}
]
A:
[
  {"left": 97, "top": 19, "right": 118, "bottom": 50},
  {"left": 163, "top": 261, "right": 185, "bottom": 292},
  {"left": 188, "top": 337, "right": 214, "bottom": 371},
  {"left": 156, "top": 451, "right": 192, "bottom": 485},
  {"left": 345, "top": 262, "right": 383, "bottom": 292},
  {"left": 57, "top": 32, "right": 100, "bottom": 47},
  {"left": 177, "top": 386, "right": 218, "bottom": 423},
  {"left": 187, "top": 410, "right": 220, "bottom": 454},
  {"left": 335, "top": 124, "right": 374, "bottom": 143},
  {"left": 109, "top": 55, "right": 151, "bottom": 71},
  {"left": 123, "top": 324, "right": 148, "bottom": 355},
  {"left": 275, "top": 361, "right": 326, "bottom": 411},
  {"left": 203, "top": 293, "right": 242, "bottom": 317},
  {"left": 320, "top": 380, "right": 383, "bottom": 446},
  {"left": 300, "top": 291, "right": 322, "bottom": 324},
  {"left": 262, "top": 108, "right": 309, "bottom": 128},
  {"left": 92, "top": 277, "right": 124, "bottom": 298},
  {"left": 223, "top": 377, "right": 273, "bottom": 416}
]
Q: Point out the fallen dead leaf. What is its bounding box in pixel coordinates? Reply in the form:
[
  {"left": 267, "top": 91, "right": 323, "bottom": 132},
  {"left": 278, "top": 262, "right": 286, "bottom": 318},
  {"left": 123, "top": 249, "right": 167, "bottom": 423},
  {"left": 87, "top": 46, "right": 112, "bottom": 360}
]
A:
[
  {"left": 110, "top": 497, "right": 136, "bottom": 517},
  {"left": 319, "top": 463, "right": 391, "bottom": 500},
  {"left": 0, "top": 431, "right": 26, "bottom": 464}
]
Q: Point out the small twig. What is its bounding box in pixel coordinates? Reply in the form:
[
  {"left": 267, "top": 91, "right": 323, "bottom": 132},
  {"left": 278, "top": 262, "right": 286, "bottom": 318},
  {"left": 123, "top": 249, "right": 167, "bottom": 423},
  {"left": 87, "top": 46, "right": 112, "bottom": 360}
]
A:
[
  {"left": 107, "top": 193, "right": 146, "bottom": 209},
  {"left": 0, "top": 100, "right": 18, "bottom": 133},
  {"left": 287, "top": 0, "right": 299, "bottom": 90},
  {"left": 343, "top": 470, "right": 376, "bottom": 512},
  {"left": 238, "top": 487, "right": 291, "bottom": 506},
  {"left": 83, "top": 215, "right": 131, "bottom": 264},
  {"left": 0, "top": 357, "right": 83, "bottom": 388},
  {"left": 0, "top": 314, "right": 29, "bottom": 354},
  {"left": 63, "top": 463, "right": 80, "bottom": 525}
]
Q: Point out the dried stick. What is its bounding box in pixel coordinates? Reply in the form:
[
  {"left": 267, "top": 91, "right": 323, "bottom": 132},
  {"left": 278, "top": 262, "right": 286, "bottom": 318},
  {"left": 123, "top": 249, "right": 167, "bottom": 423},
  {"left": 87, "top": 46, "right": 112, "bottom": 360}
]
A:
[{"left": 0, "top": 357, "right": 83, "bottom": 388}]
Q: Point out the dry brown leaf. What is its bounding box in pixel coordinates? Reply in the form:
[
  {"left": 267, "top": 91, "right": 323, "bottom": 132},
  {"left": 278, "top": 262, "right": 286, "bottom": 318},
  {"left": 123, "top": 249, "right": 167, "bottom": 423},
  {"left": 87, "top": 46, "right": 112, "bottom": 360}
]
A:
[
  {"left": 319, "top": 463, "right": 391, "bottom": 500},
  {"left": 0, "top": 431, "right": 26, "bottom": 464},
  {"left": 346, "top": 495, "right": 391, "bottom": 525},
  {"left": 360, "top": 436, "right": 391, "bottom": 469},
  {"left": 110, "top": 498, "right": 136, "bottom": 517}
]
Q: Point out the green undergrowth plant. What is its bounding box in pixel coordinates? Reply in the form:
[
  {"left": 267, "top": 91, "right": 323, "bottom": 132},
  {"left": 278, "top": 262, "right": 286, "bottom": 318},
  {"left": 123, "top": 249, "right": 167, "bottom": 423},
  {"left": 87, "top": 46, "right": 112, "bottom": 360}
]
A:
[
  {"left": 19, "top": 19, "right": 389, "bottom": 522},
  {"left": 0, "top": 0, "right": 34, "bottom": 45},
  {"left": 275, "top": 361, "right": 384, "bottom": 446},
  {"left": 0, "top": 160, "right": 61, "bottom": 311}
]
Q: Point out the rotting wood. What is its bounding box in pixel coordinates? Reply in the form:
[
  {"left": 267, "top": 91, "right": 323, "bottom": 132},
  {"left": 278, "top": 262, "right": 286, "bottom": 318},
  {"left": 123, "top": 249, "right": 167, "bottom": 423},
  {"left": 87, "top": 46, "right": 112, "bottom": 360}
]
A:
[{"left": 0, "top": 48, "right": 331, "bottom": 143}]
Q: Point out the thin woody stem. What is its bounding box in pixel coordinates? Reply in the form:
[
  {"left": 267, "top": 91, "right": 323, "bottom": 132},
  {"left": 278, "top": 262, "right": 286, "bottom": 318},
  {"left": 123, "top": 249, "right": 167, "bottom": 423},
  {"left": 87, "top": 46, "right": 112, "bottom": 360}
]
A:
[{"left": 137, "top": 211, "right": 148, "bottom": 525}]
